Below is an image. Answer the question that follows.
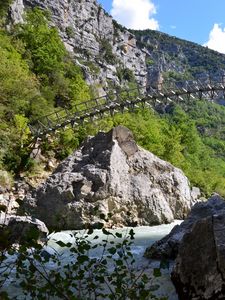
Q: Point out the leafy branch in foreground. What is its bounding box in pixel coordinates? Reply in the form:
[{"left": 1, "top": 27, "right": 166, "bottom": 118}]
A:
[{"left": 0, "top": 226, "right": 168, "bottom": 300}]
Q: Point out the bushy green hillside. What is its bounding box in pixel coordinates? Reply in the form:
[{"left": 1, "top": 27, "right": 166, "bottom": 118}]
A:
[
  {"left": 133, "top": 29, "right": 225, "bottom": 78},
  {"left": 0, "top": 8, "right": 90, "bottom": 173},
  {"left": 0, "top": 7, "right": 225, "bottom": 197}
]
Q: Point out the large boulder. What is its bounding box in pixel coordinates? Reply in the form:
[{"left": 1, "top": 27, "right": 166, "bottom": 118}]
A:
[
  {"left": 171, "top": 213, "right": 225, "bottom": 299},
  {"left": 145, "top": 195, "right": 225, "bottom": 259},
  {"left": 23, "top": 126, "right": 194, "bottom": 230},
  {"left": 0, "top": 212, "right": 48, "bottom": 249}
]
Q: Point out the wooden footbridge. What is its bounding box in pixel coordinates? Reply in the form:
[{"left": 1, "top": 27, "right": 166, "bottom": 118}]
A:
[{"left": 29, "top": 76, "right": 225, "bottom": 137}]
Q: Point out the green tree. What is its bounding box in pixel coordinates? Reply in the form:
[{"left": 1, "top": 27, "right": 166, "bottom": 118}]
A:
[
  {"left": 0, "top": 31, "right": 39, "bottom": 117},
  {"left": 0, "top": 30, "right": 40, "bottom": 172},
  {"left": 16, "top": 8, "right": 90, "bottom": 109},
  {"left": 17, "top": 8, "right": 66, "bottom": 76},
  {"left": 0, "top": 0, "right": 12, "bottom": 17}
]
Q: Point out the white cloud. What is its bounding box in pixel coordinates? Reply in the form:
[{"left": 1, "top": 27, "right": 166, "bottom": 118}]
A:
[
  {"left": 204, "top": 23, "right": 225, "bottom": 54},
  {"left": 111, "top": 0, "right": 159, "bottom": 30}
]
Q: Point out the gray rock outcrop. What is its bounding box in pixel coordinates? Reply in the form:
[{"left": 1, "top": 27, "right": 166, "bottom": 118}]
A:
[
  {"left": 144, "top": 195, "right": 225, "bottom": 299},
  {"left": 24, "top": 126, "right": 194, "bottom": 230},
  {"left": 0, "top": 179, "right": 32, "bottom": 215},
  {"left": 171, "top": 212, "right": 225, "bottom": 299},
  {"left": 9, "top": 0, "right": 24, "bottom": 24},
  {"left": 145, "top": 195, "right": 224, "bottom": 259},
  {"left": 0, "top": 193, "right": 20, "bottom": 215},
  {"left": 0, "top": 212, "right": 48, "bottom": 248}
]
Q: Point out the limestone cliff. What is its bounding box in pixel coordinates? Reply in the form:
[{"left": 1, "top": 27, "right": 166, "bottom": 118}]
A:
[
  {"left": 9, "top": 0, "right": 225, "bottom": 95},
  {"left": 133, "top": 29, "right": 225, "bottom": 93},
  {"left": 9, "top": 0, "right": 147, "bottom": 90}
]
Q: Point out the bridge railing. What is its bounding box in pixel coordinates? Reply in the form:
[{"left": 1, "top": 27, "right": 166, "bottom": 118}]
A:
[
  {"left": 29, "top": 77, "right": 225, "bottom": 137},
  {"left": 30, "top": 85, "right": 148, "bottom": 136}
]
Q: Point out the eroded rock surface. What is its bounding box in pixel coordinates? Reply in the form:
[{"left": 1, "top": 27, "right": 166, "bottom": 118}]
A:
[
  {"left": 24, "top": 126, "right": 194, "bottom": 230},
  {"left": 171, "top": 213, "right": 225, "bottom": 300},
  {"left": 9, "top": 0, "right": 225, "bottom": 100},
  {"left": 145, "top": 195, "right": 224, "bottom": 259},
  {"left": 10, "top": 0, "right": 147, "bottom": 88},
  {"left": 0, "top": 212, "right": 48, "bottom": 248},
  {"left": 145, "top": 195, "right": 225, "bottom": 300}
]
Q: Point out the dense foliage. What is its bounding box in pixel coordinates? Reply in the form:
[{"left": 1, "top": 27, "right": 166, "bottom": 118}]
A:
[
  {"left": 0, "top": 8, "right": 90, "bottom": 173},
  {"left": 0, "top": 0, "right": 12, "bottom": 18}
]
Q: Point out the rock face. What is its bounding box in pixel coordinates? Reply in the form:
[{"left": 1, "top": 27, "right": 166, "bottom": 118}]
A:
[
  {"left": 9, "top": 0, "right": 225, "bottom": 108},
  {"left": 145, "top": 195, "right": 225, "bottom": 300},
  {"left": 0, "top": 212, "right": 48, "bottom": 248},
  {"left": 9, "top": 0, "right": 147, "bottom": 88},
  {"left": 145, "top": 195, "right": 225, "bottom": 259},
  {"left": 171, "top": 213, "right": 225, "bottom": 299},
  {"left": 9, "top": 0, "right": 225, "bottom": 99},
  {"left": 24, "top": 126, "right": 193, "bottom": 230},
  {"left": 135, "top": 30, "right": 225, "bottom": 87},
  {"left": 0, "top": 193, "right": 20, "bottom": 215},
  {"left": 0, "top": 179, "right": 33, "bottom": 215}
]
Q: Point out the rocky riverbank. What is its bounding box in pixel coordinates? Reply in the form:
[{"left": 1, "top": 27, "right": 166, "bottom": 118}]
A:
[
  {"left": 2, "top": 126, "right": 225, "bottom": 300},
  {"left": 0, "top": 126, "right": 200, "bottom": 247}
]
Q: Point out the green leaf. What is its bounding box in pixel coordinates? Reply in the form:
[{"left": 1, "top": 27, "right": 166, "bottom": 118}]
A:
[
  {"left": 108, "top": 247, "right": 117, "bottom": 255},
  {"left": 102, "top": 228, "right": 112, "bottom": 235},
  {"left": 77, "top": 255, "right": 89, "bottom": 264},
  {"left": 99, "top": 213, "right": 106, "bottom": 220},
  {"left": 116, "top": 259, "right": 123, "bottom": 266},
  {"left": 129, "top": 229, "right": 135, "bottom": 240},
  {"left": 153, "top": 268, "right": 161, "bottom": 277},
  {"left": 56, "top": 240, "right": 67, "bottom": 247},
  {"left": 87, "top": 228, "right": 94, "bottom": 235},
  {"left": 115, "top": 232, "right": 122, "bottom": 238},
  {"left": 141, "top": 273, "right": 149, "bottom": 283},
  {"left": 101, "top": 259, "right": 107, "bottom": 265}
]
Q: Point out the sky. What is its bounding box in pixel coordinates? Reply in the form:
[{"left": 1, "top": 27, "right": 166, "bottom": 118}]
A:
[{"left": 98, "top": 0, "right": 225, "bottom": 54}]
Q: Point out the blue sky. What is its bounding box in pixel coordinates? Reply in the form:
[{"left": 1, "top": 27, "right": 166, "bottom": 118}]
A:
[{"left": 98, "top": 0, "right": 225, "bottom": 54}]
